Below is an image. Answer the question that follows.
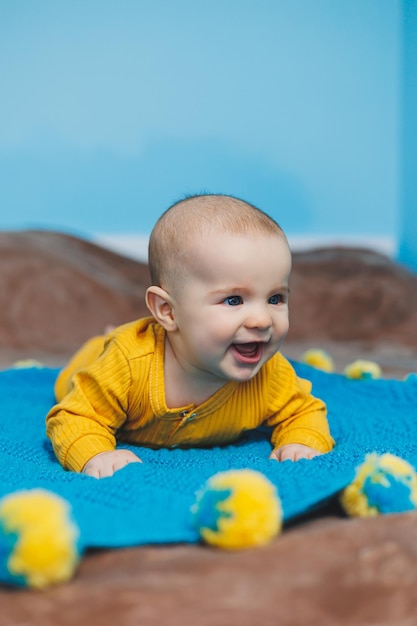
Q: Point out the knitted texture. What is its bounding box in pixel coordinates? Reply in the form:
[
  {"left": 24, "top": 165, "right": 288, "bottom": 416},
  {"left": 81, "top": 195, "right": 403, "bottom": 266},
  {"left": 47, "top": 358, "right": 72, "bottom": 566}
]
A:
[{"left": 0, "top": 364, "right": 416, "bottom": 550}]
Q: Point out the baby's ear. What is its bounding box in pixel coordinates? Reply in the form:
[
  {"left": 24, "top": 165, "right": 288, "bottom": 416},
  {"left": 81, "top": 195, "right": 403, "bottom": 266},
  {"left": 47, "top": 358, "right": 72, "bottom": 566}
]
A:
[{"left": 145, "top": 286, "right": 177, "bottom": 331}]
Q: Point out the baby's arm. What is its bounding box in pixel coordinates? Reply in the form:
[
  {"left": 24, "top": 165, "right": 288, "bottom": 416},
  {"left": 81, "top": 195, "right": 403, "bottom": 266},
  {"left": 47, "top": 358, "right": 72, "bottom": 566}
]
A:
[
  {"left": 266, "top": 360, "right": 334, "bottom": 461},
  {"left": 269, "top": 443, "right": 322, "bottom": 462},
  {"left": 46, "top": 341, "right": 134, "bottom": 472},
  {"left": 82, "top": 449, "right": 142, "bottom": 478}
]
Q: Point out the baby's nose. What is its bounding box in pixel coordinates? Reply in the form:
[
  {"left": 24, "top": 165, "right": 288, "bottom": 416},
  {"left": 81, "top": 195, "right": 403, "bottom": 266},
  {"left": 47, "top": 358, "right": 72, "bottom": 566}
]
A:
[{"left": 244, "top": 306, "right": 272, "bottom": 330}]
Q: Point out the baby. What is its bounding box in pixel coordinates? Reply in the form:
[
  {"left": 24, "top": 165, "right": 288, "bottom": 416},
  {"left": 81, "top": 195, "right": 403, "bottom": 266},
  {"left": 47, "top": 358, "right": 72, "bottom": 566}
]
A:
[{"left": 46, "top": 194, "right": 334, "bottom": 478}]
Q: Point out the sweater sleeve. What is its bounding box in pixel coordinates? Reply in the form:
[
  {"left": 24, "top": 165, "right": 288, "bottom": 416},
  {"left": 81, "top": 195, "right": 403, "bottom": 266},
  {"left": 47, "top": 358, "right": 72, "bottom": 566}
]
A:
[
  {"left": 46, "top": 340, "right": 133, "bottom": 472},
  {"left": 265, "top": 357, "right": 335, "bottom": 453},
  {"left": 54, "top": 334, "right": 107, "bottom": 402}
]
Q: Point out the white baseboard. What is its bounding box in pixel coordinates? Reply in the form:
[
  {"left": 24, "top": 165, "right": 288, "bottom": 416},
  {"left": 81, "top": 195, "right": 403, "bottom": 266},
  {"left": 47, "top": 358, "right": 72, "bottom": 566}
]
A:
[
  {"left": 287, "top": 235, "right": 396, "bottom": 257},
  {"left": 93, "top": 234, "right": 150, "bottom": 262}
]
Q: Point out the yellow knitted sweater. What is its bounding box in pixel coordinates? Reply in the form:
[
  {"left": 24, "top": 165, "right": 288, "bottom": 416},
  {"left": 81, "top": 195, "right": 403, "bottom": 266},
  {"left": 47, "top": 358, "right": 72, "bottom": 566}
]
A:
[{"left": 46, "top": 317, "right": 334, "bottom": 472}]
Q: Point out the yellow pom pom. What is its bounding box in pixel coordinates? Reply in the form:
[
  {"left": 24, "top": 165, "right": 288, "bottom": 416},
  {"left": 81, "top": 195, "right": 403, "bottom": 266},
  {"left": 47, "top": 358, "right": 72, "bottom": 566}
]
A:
[
  {"left": 344, "top": 359, "right": 381, "bottom": 380},
  {"left": 192, "top": 469, "right": 282, "bottom": 550},
  {"left": 340, "top": 453, "right": 417, "bottom": 517},
  {"left": 0, "top": 489, "right": 80, "bottom": 589},
  {"left": 301, "top": 349, "right": 334, "bottom": 373}
]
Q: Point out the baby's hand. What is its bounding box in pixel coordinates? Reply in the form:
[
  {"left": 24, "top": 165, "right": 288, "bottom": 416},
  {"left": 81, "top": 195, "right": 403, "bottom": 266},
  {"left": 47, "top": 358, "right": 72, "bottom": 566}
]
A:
[
  {"left": 82, "top": 449, "right": 142, "bottom": 478},
  {"left": 269, "top": 443, "right": 322, "bottom": 462}
]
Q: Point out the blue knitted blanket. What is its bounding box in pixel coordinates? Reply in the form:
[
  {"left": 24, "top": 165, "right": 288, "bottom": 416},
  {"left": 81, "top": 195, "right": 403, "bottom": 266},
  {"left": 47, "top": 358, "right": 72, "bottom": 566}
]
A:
[{"left": 0, "top": 363, "right": 416, "bottom": 549}]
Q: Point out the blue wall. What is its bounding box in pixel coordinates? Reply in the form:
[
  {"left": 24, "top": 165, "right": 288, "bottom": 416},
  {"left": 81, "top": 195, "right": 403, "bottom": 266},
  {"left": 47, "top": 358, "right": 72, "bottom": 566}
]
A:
[{"left": 0, "top": 1, "right": 410, "bottom": 263}]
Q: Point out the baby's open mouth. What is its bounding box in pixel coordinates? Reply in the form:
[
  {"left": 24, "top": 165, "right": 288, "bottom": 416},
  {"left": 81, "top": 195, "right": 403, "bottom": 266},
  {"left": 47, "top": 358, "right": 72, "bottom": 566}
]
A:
[
  {"left": 233, "top": 343, "right": 260, "bottom": 357},
  {"left": 231, "top": 342, "right": 263, "bottom": 364}
]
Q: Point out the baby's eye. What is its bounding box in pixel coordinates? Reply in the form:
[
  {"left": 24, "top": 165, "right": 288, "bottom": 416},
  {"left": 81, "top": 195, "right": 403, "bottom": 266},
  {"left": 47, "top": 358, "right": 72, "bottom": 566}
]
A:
[
  {"left": 225, "top": 295, "right": 243, "bottom": 306},
  {"left": 269, "top": 294, "right": 286, "bottom": 305}
]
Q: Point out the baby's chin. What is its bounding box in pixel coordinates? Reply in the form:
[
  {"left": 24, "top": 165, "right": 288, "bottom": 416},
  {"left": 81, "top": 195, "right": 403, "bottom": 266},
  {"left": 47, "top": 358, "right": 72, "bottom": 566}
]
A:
[{"left": 222, "top": 362, "right": 265, "bottom": 383}]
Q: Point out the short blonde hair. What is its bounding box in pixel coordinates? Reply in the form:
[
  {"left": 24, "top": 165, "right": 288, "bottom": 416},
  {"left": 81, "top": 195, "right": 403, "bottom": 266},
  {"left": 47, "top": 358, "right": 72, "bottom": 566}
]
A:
[{"left": 148, "top": 194, "right": 287, "bottom": 290}]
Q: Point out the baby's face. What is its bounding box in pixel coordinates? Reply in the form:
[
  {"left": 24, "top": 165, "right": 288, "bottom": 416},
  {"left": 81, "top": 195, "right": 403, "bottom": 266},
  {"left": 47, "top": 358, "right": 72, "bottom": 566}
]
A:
[{"left": 168, "top": 231, "right": 291, "bottom": 385}]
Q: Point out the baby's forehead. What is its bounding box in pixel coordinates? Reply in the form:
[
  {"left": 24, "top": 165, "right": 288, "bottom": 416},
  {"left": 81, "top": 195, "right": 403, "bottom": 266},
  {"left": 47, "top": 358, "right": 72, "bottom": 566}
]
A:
[
  {"left": 194, "top": 227, "right": 289, "bottom": 248},
  {"left": 161, "top": 223, "right": 290, "bottom": 295},
  {"left": 184, "top": 230, "right": 291, "bottom": 269}
]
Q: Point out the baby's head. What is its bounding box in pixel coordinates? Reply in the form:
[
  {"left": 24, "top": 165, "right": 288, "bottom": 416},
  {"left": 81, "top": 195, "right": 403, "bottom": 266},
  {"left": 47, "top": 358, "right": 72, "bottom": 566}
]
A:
[
  {"left": 147, "top": 194, "right": 292, "bottom": 384},
  {"left": 148, "top": 194, "right": 289, "bottom": 294}
]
